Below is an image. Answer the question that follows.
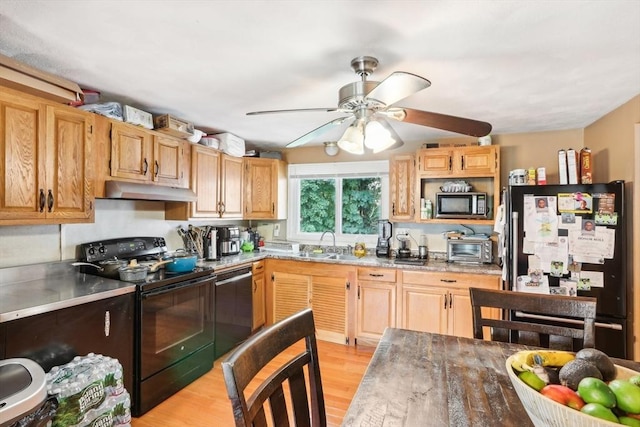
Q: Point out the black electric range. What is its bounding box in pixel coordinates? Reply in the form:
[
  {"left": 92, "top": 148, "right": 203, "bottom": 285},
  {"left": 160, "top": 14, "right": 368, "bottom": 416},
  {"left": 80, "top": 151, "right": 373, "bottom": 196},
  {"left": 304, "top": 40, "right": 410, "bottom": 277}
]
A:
[{"left": 77, "top": 236, "right": 214, "bottom": 292}]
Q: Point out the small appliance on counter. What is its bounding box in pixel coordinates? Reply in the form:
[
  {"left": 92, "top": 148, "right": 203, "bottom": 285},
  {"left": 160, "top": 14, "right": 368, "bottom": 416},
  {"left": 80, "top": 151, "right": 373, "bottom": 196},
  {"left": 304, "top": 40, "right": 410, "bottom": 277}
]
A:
[
  {"left": 396, "top": 233, "right": 412, "bottom": 258},
  {"left": 375, "top": 219, "right": 392, "bottom": 258},
  {"left": 446, "top": 234, "right": 492, "bottom": 264},
  {"left": 218, "top": 225, "right": 240, "bottom": 256},
  {"left": 203, "top": 226, "right": 218, "bottom": 260}
]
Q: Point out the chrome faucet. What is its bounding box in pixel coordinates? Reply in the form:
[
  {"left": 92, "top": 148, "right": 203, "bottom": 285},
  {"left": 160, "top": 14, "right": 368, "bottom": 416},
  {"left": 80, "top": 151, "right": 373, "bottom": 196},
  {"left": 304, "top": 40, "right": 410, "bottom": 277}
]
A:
[{"left": 319, "top": 230, "right": 337, "bottom": 253}]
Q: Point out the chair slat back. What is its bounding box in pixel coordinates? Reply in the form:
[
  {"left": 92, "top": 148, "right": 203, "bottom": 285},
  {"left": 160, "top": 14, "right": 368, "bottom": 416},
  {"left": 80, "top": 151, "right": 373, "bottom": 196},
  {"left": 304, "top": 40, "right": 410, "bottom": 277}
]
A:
[
  {"left": 222, "top": 308, "right": 326, "bottom": 427},
  {"left": 470, "top": 287, "right": 597, "bottom": 350}
]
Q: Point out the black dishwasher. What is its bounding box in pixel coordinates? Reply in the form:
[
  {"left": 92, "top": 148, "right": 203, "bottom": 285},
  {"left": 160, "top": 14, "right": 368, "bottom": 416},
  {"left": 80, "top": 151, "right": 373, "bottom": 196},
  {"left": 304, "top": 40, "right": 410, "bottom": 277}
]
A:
[{"left": 214, "top": 266, "right": 253, "bottom": 359}]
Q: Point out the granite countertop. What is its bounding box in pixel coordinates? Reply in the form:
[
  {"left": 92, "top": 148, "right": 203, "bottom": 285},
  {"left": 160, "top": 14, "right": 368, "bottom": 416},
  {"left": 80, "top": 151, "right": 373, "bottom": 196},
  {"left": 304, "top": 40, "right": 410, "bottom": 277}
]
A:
[{"left": 0, "top": 252, "right": 501, "bottom": 323}]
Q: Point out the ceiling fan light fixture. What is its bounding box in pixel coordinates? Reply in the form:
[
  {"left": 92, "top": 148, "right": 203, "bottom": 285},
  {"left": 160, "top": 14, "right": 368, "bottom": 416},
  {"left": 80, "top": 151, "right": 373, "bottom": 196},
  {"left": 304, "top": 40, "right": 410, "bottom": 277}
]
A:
[
  {"left": 323, "top": 141, "right": 339, "bottom": 156},
  {"left": 337, "top": 120, "right": 365, "bottom": 155},
  {"left": 364, "top": 119, "right": 397, "bottom": 153}
]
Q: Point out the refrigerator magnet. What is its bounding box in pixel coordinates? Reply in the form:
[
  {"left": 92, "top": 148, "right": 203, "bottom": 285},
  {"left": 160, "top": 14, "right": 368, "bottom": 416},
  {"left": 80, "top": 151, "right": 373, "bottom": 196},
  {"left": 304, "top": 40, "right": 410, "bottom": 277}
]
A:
[
  {"left": 557, "top": 192, "right": 593, "bottom": 213},
  {"left": 595, "top": 212, "right": 618, "bottom": 225}
]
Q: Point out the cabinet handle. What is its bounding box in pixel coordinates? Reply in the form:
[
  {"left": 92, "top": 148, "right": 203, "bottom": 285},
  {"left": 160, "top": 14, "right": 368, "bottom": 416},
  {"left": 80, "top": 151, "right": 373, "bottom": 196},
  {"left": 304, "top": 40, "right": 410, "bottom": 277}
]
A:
[
  {"left": 357, "top": 285, "right": 360, "bottom": 299},
  {"left": 449, "top": 292, "right": 453, "bottom": 309},
  {"left": 440, "top": 279, "right": 456, "bottom": 283},
  {"left": 369, "top": 273, "right": 384, "bottom": 277},
  {"left": 47, "top": 190, "right": 54, "bottom": 212},
  {"left": 39, "top": 189, "right": 46, "bottom": 212},
  {"left": 448, "top": 157, "right": 452, "bottom": 171},
  {"left": 219, "top": 201, "right": 226, "bottom": 217},
  {"left": 154, "top": 160, "right": 159, "bottom": 177},
  {"left": 253, "top": 281, "right": 257, "bottom": 293},
  {"left": 272, "top": 203, "right": 275, "bottom": 214},
  {"left": 461, "top": 155, "right": 464, "bottom": 170},
  {"left": 444, "top": 293, "right": 448, "bottom": 309},
  {"left": 392, "top": 202, "right": 396, "bottom": 216},
  {"left": 143, "top": 158, "right": 149, "bottom": 175},
  {"left": 104, "top": 310, "right": 111, "bottom": 337}
]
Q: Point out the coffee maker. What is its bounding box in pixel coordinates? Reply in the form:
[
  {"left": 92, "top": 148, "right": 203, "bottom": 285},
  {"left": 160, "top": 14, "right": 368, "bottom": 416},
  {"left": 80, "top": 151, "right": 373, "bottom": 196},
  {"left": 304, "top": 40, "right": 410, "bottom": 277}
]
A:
[
  {"left": 217, "top": 225, "right": 240, "bottom": 256},
  {"left": 376, "top": 220, "right": 392, "bottom": 258}
]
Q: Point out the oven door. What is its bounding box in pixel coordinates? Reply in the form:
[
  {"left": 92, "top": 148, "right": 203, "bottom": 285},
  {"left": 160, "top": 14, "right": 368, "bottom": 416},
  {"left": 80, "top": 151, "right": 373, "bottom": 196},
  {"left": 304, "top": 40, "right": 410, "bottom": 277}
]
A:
[{"left": 139, "top": 275, "right": 215, "bottom": 380}]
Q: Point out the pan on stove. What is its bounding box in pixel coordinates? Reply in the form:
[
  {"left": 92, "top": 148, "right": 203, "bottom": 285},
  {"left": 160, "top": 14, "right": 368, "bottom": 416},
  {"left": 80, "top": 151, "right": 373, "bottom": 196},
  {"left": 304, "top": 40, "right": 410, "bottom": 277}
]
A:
[{"left": 161, "top": 251, "right": 198, "bottom": 273}]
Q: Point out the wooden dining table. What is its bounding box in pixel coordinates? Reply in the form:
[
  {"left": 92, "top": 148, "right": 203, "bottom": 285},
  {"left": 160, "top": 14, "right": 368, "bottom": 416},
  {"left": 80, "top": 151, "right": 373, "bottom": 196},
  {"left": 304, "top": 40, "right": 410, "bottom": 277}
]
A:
[{"left": 341, "top": 328, "right": 536, "bottom": 427}]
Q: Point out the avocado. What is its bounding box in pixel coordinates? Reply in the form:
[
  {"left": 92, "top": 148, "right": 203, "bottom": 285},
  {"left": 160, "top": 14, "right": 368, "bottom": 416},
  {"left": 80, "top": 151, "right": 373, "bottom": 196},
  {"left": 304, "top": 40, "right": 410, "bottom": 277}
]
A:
[
  {"left": 559, "top": 358, "right": 603, "bottom": 390},
  {"left": 576, "top": 348, "right": 617, "bottom": 381}
]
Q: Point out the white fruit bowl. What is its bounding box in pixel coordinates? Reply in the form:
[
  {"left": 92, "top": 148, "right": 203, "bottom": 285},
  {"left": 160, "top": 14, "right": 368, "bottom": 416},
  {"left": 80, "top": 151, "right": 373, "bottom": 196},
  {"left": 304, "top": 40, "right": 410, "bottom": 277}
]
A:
[{"left": 506, "top": 352, "right": 638, "bottom": 427}]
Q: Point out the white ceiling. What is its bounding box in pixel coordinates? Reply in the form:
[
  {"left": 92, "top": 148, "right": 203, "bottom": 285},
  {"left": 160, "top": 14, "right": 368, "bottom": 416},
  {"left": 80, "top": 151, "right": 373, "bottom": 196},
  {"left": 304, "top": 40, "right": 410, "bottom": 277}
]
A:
[{"left": 1, "top": 1, "right": 639, "bottom": 151}]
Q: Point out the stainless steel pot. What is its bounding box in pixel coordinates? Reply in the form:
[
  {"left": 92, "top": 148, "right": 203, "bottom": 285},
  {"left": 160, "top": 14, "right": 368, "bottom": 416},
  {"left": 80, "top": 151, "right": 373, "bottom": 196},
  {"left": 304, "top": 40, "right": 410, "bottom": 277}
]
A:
[{"left": 117, "top": 265, "right": 149, "bottom": 282}]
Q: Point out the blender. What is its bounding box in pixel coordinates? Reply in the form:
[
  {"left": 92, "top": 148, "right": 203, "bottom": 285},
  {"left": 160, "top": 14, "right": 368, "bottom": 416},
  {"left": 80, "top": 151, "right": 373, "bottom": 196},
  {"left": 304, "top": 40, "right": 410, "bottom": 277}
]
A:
[{"left": 376, "top": 220, "right": 392, "bottom": 258}]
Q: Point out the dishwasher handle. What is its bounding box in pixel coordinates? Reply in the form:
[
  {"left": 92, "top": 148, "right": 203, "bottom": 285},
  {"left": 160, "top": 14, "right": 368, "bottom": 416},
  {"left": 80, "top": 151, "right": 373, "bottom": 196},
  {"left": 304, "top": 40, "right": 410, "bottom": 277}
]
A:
[{"left": 216, "top": 271, "right": 253, "bottom": 286}]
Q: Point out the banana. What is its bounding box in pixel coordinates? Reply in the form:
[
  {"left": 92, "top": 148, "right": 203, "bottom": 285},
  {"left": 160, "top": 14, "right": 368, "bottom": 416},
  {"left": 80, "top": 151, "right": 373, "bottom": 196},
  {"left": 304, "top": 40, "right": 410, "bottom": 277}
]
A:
[{"left": 511, "top": 350, "right": 575, "bottom": 372}]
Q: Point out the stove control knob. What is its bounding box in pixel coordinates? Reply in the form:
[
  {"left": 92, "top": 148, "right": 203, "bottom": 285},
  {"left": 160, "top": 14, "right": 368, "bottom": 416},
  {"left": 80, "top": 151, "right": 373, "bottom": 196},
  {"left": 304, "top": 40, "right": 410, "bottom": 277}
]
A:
[
  {"left": 98, "top": 246, "right": 106, "bottom": 254},
  {"left": 88, "top": 247, "right": 96, "bottom": 256}
]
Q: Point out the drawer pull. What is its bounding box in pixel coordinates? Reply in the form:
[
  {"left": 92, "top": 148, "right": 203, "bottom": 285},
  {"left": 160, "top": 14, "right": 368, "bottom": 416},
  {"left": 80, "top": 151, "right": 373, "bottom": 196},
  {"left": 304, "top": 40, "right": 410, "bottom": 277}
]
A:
[
  {"left": 440, "top": 279, "right": 456, "bottom": 283},
  {"left": 369, "top": 273, "right": 384, "bottom": 277}
]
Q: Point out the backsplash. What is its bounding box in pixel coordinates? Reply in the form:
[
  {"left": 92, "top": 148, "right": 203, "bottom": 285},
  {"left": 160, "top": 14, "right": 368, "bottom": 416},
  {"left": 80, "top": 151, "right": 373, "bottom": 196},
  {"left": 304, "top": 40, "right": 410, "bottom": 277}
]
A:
[{"left": 0, "top": 199, "right": 245, "bottom": 268}]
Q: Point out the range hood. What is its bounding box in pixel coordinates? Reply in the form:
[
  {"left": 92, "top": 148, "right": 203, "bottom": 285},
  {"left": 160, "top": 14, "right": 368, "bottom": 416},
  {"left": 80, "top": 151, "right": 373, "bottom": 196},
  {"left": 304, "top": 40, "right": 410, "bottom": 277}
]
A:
[{"left": 105, "top": 181, "right": 197, "bottom": 202}]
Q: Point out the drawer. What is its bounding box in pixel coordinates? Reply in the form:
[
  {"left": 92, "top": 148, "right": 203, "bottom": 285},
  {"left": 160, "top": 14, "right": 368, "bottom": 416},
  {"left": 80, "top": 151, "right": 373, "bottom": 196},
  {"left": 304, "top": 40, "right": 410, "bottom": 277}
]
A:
[
  {"left": 252, "top": 261, "right": 265, "bottom": 274},
  {"left": 402, "top": 270, "right": 499, "bottom": 290},
  {"left": 357, "top": 268, "right": 396, "bottom": 283}
]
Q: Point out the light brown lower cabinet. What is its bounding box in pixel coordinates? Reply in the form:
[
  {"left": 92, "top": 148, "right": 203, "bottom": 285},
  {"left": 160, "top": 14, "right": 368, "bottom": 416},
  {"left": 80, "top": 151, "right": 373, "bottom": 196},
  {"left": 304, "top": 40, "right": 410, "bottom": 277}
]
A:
[
  {"left": 267, "top": 260, "right": 350, "bottom": 345},
  {"left": 400, "top": 270, "right": 501, "bottom": 339},
  {"left": 355, "top": 267, "right": 397, "bottom": 346}
]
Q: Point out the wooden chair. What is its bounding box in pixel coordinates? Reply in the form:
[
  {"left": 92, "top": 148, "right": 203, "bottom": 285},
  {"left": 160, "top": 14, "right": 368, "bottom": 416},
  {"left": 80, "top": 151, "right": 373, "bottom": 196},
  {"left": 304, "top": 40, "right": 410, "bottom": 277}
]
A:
[
  {"left": 469, "top": 287, "right": 597, "bottom": 351},
  {"left": 221, "top": 308, "right": 326, "bottom": 427}
]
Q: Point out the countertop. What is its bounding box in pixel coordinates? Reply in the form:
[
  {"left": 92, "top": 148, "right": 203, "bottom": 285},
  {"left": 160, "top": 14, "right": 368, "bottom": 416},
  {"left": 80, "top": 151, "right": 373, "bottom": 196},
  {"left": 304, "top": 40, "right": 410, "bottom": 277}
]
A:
[{"left": 0, "top": 252, "right": 500, "bottom": 323}]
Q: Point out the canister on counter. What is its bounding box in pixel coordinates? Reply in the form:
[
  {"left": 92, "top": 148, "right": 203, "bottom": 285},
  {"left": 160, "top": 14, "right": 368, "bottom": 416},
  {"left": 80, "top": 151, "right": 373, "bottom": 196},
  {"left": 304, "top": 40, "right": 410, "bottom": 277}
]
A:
[
  {"left": 527, "top": 167, "right": 536, "bottom": 185},
  {"left": 580, "top": 147, "right": 592, "bottom": 184}
]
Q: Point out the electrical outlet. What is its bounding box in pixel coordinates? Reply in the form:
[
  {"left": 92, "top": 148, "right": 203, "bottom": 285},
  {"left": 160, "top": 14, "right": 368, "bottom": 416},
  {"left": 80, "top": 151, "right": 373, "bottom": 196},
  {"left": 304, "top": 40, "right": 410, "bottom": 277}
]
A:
[{"left": 273, "top": 223, "right": 280, "bottom": 237}]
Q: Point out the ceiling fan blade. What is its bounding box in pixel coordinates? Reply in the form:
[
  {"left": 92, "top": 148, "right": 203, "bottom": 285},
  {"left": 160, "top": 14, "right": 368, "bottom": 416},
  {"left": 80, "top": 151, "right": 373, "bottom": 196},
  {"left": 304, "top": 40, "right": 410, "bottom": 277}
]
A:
[
  {"left": 285, "top": 117, "right": 352, "bottom": 148},
  {"left": 392, "top": 107, "right": 492, "bottom": 137},
  {"left": 247, "top": 107, "right": 342, "bottom": 116},
  {"left": 364, "top": 72, "right": 431, "bottom": 107}
]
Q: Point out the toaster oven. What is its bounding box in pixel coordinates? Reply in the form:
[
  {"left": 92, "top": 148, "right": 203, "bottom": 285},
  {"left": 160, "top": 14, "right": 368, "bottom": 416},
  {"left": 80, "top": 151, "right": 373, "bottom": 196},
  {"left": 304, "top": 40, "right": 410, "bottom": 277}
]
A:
[{"left": 447, "top": 238, "right": 493, "bottom": 264}]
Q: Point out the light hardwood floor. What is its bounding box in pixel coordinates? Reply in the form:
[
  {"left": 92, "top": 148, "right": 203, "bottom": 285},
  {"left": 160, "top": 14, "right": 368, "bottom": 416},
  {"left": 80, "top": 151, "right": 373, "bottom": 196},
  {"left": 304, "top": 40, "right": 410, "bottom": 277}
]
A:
[{"left": 131, "top": 340, "right": 375, "bottom": 426}]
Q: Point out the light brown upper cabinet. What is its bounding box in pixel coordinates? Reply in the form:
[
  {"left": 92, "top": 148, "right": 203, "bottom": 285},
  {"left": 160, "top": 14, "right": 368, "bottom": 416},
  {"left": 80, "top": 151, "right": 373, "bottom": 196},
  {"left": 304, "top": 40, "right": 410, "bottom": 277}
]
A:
[
  {"left": 416, "top": 145, "right": 498, "bottom": 177},
  {"left": 415, "top": 145, "right": 500, "bottom": 225},
  {"left": 389, "top": 153, "right": 415, "bottom": 221},
  {"left": 110, "top": 122, "right": 186, "bottom": 188},
  {"left": 166, "top": 145, "right": 243, "bottom": 219},
  {"left": 0, "top": 88, "right": 94, "bottom": 225},
  {"left": 243, "top": 157, "right": 287, "bottom": 220}
]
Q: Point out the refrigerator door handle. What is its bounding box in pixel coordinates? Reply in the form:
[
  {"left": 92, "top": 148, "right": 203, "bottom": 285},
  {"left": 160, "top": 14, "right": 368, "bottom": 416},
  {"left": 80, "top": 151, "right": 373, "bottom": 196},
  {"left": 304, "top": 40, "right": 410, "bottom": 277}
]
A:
[
  {"left": 511, "top": 211, "right": 519, "bottom": 292},
  {"left": 514, "top": 311, "right": 623, "bottom": 330}
]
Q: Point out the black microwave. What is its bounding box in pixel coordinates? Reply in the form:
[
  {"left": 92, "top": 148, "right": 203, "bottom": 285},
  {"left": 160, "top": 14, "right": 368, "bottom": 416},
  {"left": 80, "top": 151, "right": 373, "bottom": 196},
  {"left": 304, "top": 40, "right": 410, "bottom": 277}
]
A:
[{"left": 435, "top": 192, "right": 488, "bottom": 219}]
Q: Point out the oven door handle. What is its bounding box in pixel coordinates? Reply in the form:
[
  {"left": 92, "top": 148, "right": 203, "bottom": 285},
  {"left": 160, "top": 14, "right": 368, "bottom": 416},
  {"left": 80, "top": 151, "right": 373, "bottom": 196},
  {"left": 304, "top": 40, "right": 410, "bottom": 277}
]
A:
[
  {"left": 141, "top": 276, "right": 215, "bottom": 299},
  {"left": 216, "top": 271, "right": 253, "bottom": 286}
]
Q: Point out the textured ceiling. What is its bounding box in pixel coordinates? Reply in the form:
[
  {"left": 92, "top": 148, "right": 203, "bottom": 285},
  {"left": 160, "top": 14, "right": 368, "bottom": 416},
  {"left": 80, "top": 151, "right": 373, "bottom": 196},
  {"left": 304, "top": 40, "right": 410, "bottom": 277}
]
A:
[{"left": 1, "top": 0, "right": 639, "bottom": 151}]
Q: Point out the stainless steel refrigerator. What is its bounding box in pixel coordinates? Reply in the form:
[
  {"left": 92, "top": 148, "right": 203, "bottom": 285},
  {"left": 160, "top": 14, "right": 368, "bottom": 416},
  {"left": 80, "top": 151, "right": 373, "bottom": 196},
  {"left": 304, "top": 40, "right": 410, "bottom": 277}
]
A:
[{"left": 506, "top": 181, "right": 628, "bottom": 358}]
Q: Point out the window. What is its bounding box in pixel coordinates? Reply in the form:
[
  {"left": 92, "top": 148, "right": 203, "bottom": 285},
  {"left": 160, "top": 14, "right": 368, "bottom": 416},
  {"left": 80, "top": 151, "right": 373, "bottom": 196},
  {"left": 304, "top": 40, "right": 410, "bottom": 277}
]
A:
[{"left": 288, "top": 161, "right": 389, "bottom": 246}]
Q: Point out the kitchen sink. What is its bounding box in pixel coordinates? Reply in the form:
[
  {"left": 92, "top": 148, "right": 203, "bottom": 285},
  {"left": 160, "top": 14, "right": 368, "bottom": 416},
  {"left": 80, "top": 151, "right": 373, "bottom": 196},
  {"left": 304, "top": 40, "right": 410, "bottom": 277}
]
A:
[
  {"left": 296, "top": 252, "right": 334, "bottom": 259},
  {"left": 328, "top": 254, "right": 362, "bottom": 261}
]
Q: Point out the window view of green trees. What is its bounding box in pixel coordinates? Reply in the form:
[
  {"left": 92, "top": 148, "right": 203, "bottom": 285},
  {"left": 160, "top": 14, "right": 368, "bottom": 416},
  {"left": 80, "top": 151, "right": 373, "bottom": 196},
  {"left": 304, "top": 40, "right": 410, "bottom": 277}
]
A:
[{"left": 300, "top": 177, "right": 381, "bottom": 235}]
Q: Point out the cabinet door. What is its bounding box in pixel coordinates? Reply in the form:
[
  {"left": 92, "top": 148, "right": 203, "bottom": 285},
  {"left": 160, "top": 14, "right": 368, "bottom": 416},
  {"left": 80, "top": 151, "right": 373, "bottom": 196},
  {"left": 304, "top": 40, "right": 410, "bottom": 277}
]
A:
[
  {"left": 272, "top": 271, "right": 310, "bottom": 323},
  {"left": 153, "top": 134, "right": 183, "bottom": 186},
  {"left": 458, "top": 146, "right": 497, "bottom": 175},
  {"left": 356, "top": 281, "right": 396, "bottom": 342},
  {"left": 190, "top": 145, "right": 221, "bottom": 218},
  {"left": 389, "top": 154, "right": 415, "bottom": 221},
  {"left": 4, "top": 295, "right": 134, "bottom": 393},
  {"left": 110, "top": 122, "right": 153, "bottom": 181},
  {"left": 311, "top": 275, "right": 348, "bottom": 344},
  {"left": 252, "top": 262, "right": 266, "bottom": 331},
  {"left": 417, "top": 148, "right": 453, "bottom": 175},
  {"left": 244, "top": 158, "right": 277, "bottom": 219},
  {"left": 220, "top": 153, "right": 243, "bottom": 218},
  {"left": 46, "top": 106, "right": 93, "bottom": 220},
  {"left": 0, "top": 93, "right": 46, "bottom": 220},
  {"left": 448, "top": 289, "right": 475, "bottom": 338},
  {"left": 401, "top": 285, "right": 448, "bottom": 334}
]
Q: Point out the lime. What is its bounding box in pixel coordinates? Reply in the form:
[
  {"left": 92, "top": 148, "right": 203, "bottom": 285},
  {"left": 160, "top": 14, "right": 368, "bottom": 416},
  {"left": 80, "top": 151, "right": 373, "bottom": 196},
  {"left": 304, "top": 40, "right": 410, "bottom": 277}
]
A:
[{"left": 580, "top": 403, "right": 619, "bottom": 423}]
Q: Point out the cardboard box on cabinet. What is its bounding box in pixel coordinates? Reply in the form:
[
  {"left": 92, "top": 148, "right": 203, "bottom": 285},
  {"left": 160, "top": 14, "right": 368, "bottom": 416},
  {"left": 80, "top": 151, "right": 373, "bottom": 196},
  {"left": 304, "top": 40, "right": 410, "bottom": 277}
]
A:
[{"left": 0, "top": 53, "right": 81, "bottom": 103}]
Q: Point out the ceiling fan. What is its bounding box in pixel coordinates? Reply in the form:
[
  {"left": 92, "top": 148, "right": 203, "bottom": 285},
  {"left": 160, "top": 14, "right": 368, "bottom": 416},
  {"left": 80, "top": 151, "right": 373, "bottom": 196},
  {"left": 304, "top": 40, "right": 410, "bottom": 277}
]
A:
[{"left": 247, "top": 56, "right": 492, "bottom": 154}]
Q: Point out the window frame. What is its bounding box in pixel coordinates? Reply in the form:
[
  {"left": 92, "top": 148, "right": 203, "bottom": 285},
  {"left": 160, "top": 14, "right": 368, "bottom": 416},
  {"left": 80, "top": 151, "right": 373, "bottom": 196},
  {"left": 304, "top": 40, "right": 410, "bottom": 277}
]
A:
[{"left": 287, "top": 161, "right": 389, "bottom": 247}]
